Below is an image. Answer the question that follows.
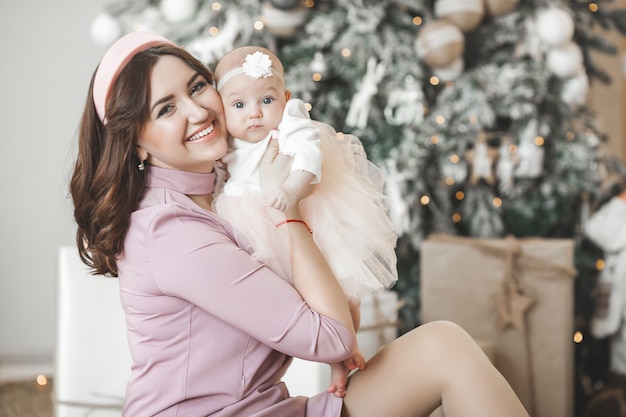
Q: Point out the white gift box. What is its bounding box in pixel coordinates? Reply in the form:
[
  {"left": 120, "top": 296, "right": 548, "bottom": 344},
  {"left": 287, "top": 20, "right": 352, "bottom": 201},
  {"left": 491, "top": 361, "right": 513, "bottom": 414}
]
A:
[
  {"left": 55, "top": 246, "right": 132, "bottom": 417},
  {"left": 283, "top": 290, "right": 400, "bottom": 397}
]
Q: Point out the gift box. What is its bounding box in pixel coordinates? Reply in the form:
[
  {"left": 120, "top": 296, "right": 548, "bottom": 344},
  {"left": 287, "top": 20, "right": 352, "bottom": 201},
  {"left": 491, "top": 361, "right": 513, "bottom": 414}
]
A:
[
  {"left": 283, "top": 290, "right": 401, "bottom": 396},
  {"left": 420, "top": 234, "right": 576, "bottom": 417}
]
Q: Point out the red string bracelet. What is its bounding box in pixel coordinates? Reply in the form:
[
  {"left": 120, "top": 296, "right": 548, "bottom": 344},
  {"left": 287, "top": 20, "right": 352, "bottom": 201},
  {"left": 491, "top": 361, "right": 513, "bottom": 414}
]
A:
[{"left": 275, "top": 219, "right": 313, "bottom": 233}]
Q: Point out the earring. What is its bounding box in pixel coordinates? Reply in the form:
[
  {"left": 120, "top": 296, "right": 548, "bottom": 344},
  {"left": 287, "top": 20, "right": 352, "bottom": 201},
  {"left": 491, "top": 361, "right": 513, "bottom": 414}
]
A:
[{"left": 138, "top": 160, "right": 145, "bottom": 171}]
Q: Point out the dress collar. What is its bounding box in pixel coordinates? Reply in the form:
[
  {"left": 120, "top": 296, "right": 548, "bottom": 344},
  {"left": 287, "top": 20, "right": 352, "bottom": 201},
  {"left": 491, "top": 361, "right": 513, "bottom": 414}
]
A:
[{"left": 146, "top": 165, "right": 215, "bottom": 195}]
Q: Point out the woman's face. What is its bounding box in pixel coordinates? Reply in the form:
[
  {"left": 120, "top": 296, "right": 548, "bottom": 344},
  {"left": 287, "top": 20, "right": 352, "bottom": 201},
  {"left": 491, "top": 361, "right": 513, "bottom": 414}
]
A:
[{"left": 138, "top": 55, "right": 227, "bottom": 173}]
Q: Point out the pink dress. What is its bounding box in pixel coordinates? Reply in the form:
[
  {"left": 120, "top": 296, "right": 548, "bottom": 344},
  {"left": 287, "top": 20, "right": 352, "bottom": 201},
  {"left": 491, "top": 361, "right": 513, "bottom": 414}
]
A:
[
  {"left": 117, "top": 166, "right": 354, "bottom": 416},
  {"left": 215, "top": 99, "right": 398, "bottom": 300}
]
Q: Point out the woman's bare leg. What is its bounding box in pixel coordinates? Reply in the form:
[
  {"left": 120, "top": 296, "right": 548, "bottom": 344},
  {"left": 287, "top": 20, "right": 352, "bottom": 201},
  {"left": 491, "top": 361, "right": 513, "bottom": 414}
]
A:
[{"left": 341, "top": 321, "right": 529, "bottom": 417}]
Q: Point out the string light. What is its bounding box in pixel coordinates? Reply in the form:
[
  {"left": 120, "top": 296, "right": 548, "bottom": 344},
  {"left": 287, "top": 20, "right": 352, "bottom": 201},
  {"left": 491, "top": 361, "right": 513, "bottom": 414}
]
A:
[
  {"left": 445, "top": 177, "right": 455, "bottom": 185},
  {"left": 534, "top": 136, "right": 545, "bottom": 146},
  {"left": 341, "top": 48, "right": 351, "bottom": 58},
  {"left": 492, "top": 197, "right": 502, "bottom": 208},
  {"left": 304, "top": 0, "right": 314, "bottom": 7},
  {"left": 420, "top": 195, "right": 431, "bottom": 205},
  {"left": 588, "top": 3, "right": 599, "bottom": 12},
  {"left": 430, "top": 76, "right": 440, "bottom": 85},
  {"left": 36, "top": 374, "right": 48, "bottom": 386},
  {"left": 254, "top": 20, "right": 264, "bottom": 30},
  {"left": 431, "top": 135, "right": 439, "bottom": 144},
  {"left": 573, "top": 331, "right": 583, "bottom": 343},
  {"left": 452, "top": 212, "right": 462, "bottom": 223},
  {"left": 436, "top": 115, "right": 445, "bottom": 125},
  {"left": 211, "top": 2, "right": 221, "bottom": 11},
  {"left": 596, "top": 258, "right": 605, "bottom": 270},
  {"left": 209, "top": 26, "right": 219, "bottom": 36},
  {"left": 450, "top": 154, "right": 460, "bottom": 163},
  {"left": 312, "top": 72, "right": 322, "bottom": 82},
  {"left": 412, "top": 16, "right": 423, "bottom": 26},
  {"left": 455, "top": 191, "right": 464, "bottom": 200}
]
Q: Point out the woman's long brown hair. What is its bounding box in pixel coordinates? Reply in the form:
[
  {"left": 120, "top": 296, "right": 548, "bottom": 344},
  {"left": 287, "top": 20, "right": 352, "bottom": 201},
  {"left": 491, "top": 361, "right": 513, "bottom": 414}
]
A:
[{"left": 70, "top": 44, "right": 215, "bottom": 276}]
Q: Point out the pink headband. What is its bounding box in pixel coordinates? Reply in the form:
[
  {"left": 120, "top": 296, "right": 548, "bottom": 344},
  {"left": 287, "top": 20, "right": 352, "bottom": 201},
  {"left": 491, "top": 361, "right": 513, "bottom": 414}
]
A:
[{"left": 93, "top": 31, "right": 175, "bottom": 124}]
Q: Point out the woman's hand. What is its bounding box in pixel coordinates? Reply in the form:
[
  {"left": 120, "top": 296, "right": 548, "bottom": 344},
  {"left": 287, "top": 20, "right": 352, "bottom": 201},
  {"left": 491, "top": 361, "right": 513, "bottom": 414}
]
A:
[{"left": 259, "top": 136, "right": 292, "bottom": 197}]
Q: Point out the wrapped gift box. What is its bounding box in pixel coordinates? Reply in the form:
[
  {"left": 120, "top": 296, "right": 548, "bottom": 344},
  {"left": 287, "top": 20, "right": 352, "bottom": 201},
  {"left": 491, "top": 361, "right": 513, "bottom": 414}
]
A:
[
  {"left": 283, "top": 290, "right": 400, "bottom": 396},
  {"left": 420, "top": 234, "right": 576, "bottom": 417}
]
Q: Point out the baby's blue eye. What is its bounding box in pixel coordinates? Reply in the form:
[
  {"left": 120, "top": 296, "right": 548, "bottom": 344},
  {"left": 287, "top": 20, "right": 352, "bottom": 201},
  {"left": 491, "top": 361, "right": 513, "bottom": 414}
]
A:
[
  {"left": 234, "top": 102, "right": 244, "bottom": 109},
  {"left": 262, "top": 97, "right": 273, "bottom": 105}
]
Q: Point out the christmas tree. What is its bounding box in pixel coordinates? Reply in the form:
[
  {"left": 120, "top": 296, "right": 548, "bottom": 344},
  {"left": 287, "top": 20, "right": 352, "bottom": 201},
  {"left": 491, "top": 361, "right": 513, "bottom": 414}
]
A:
[{"left": 90, "top": 0, "right": 626, "bottom": 413}]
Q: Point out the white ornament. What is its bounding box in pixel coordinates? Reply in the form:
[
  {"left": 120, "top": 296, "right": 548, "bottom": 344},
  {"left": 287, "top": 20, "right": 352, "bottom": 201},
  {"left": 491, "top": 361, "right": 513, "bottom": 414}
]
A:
[
  {"left": 383, "top": 159, "right": 411, "bottom": 236},
  {"left": 90, "top": 13, "right": 122, "bottom": 46},
  {"left": 160, "top": 0, "right": 197, "bottom": 23},
  {"left": 561, "top": 69, "right": 589, "bottom": 108},
  {"left": 496, "top": 138, "right": 518, "bottom": 193},
  {"left": 432, "top": 57, "right": 464, "bottom": 82},
  {"left": 384, "top": 76, "right": 424, "bottom": 126},
  {"left": 546, "top": 41, "right": 583, "bottom": 79},
  {"left": 346, "top": 57, "right": 386, "bottom": 129},
  {"left": 515, "top": 17, "right": 546, "bottom": 61},
  {"left": 515, "top": 120, "right": 544, "bottom": 179},
  {"left": 536, "top": 7, "right": 574, "bottom": 47},
  {"left": 186, "top": 9, "right": 241, "bottom": 65}
]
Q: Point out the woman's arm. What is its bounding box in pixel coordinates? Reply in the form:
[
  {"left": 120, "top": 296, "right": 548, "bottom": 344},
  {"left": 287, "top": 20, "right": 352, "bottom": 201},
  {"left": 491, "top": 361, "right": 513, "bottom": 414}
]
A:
[{"left": 260, "top": 137, "right": 356, "bottom": 336}]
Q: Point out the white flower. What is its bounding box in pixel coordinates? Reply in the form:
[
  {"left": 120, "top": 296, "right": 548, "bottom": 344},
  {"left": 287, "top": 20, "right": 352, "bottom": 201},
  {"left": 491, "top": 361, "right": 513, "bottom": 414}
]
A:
[{"left": 242, "top": 51, "right": 273, "bottom": 79}]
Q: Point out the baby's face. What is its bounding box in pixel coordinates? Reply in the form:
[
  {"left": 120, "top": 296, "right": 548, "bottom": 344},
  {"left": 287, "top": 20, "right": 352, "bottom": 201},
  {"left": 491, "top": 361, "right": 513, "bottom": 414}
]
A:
[{"left": 219, "top": 74, "right": 288, "bottom": 143}]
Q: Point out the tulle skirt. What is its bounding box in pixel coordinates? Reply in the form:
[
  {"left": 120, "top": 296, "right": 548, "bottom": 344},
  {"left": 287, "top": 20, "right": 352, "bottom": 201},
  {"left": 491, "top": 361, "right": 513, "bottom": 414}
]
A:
[{"left": 215, "top": 125, "right": 398, "bottom": 300}]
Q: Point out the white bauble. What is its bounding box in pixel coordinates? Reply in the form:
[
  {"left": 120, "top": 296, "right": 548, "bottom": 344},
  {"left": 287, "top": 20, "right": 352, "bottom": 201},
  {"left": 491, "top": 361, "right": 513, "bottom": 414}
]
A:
[
  {"left": 434, "top": 0, "right": 484, "bottom": 33},
  {"left": 561, "top": 70, "right": 589, "bottom": 108},
  {"left": 415, "top": 19, "right": 465, "bottom": 68},
  {"left": 546, "top": 41, "right": 583, "bottom": 78},
  {"left": 536, "top": 7, "right": 574, "bottom": 47},
  {"left": 90, "top": 13, "right": 122, "bottom": 46},
  {"left": 262, "top": 1, "right": 309, "bottom": 38},
  {"left": 432, "top": 57, "right": 464, "bottom": 82},
  {"left": 160, "top": 0, "right": 197, "bottom": 23},
  {"left": 484, "top": 0, "right": 519, "bottom": 17}
]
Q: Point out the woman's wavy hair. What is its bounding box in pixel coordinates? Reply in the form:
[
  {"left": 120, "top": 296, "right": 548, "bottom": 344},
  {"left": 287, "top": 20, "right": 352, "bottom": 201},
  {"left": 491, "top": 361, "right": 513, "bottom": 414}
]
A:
[{"left": 70, "top": 44, "right": 215, "bottom": 276}]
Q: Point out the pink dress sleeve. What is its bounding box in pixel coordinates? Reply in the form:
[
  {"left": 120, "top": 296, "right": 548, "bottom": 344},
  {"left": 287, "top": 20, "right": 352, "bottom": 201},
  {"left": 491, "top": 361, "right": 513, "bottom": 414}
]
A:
[{"left": 144, "top": 205, "right": 355, "bottom": 363}]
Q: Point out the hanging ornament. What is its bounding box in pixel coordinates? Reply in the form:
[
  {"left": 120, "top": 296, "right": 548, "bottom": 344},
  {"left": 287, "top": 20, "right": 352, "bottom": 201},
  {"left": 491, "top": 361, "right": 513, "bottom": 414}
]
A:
[
  {"left": 484, "top": 0, "right": 519, "bottom": 17},
  {"left": 465, "top": 134, "right": 498, "bottom": 185},
  {"left": 384, "top": 75, "right": 425, "bottom": 126},
  {"left": 535, "top": 7, "right": 574, "bottom": 48},
  {"left": 160, "top": 0, "right": 197, "bottom": 23},
  {"left": 186, "top": 9, "right": 242, "bottom": 65},
  {"left": 514, "top": 16, "right": 546, "bottom": 61},
  {"left": 432, "top": 57, "right": 464, "bottom": 82},
  {"left": 434, "top": 0, "right": 485, "bottom": 33},
  {"left": 310, "top": 52, "right": 327, "bottom": 76},
  {"left": 561, "top": 69, "right": 589, "bottom": 108},
  {"left": 546, "top": 41, "right": 583, "bottom": 79},
  {"left": 262, "top": 0, "right": 309, "bottom": 38},
  {"left": 514, "top": 120, "right": 545, "bottom": 179},
  {"left": 496, "top": 137, "right": 519, "bottom": 194},
  {"left": 415, "top": 19, "right": 465, "bottom": 68},
  {"left": 90, "top": 13, "right": 122, "bottom": 46},
  {"left": 346, "top": 57, "right": 386, "bottom": 129},
  {"left": 269, "top": 0, "right": 301, "bottom": 10},
  {"left": 383, "top": 158, "right": 411, "bottom": 236}
]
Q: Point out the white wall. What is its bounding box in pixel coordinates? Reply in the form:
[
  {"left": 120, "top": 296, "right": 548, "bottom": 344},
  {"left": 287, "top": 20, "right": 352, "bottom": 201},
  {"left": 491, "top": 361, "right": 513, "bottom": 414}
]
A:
[{"left": 0, "top": 0, "right": 109, "bottom": 377}]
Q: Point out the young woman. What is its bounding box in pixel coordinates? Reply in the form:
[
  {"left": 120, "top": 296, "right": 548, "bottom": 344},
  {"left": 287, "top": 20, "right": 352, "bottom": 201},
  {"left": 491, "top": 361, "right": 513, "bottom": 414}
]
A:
[{"left": 70, "top": 31, "right": 529, "bottom": 417}]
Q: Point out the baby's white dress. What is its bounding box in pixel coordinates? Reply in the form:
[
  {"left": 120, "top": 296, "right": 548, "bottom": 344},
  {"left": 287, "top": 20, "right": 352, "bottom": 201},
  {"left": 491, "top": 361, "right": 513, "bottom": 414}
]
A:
[{"left": 214, "top": 99, "right": 397, "bottom": 300}]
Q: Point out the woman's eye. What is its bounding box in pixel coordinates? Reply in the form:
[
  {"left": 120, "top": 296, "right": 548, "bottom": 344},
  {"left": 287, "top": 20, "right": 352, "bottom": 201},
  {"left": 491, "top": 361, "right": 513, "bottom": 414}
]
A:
[
  {"left": 191, "top": 81, "right": 207, "bottom": 94},
  {"left": 157, "top": 104, "right": 174, "bottom": 118},
  {"left": 262, "top": 97, "right": 273, "bottom": 105}
]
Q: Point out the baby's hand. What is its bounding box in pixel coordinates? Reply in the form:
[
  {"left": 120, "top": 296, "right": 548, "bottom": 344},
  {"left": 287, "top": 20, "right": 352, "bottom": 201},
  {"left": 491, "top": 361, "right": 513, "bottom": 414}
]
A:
[{"left": 267, "top": 187, "right": 297, "bottom": 212}]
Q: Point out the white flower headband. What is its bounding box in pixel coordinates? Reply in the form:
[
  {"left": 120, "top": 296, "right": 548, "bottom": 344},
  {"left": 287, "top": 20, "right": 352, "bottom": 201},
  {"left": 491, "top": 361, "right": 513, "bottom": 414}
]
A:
[{"left": 217, "top": 51, "right": 283, "bottom": 91}]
